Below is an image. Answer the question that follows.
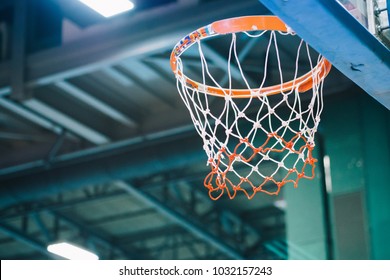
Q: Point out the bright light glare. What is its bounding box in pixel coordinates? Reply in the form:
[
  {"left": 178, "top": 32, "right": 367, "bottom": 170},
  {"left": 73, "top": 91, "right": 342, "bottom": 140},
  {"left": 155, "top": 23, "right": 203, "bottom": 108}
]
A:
[
  {"left": 47, "top": 242, "right": 99, "bottom": 260},
  {"left": 323, "top": 155, "right": 333, "bottom": 193},
  {"left": 79, "top": 0, "right": 134, "bottom": 18},
  {"left": 274, "top": 200, "right": 287, "bottom": 210}
]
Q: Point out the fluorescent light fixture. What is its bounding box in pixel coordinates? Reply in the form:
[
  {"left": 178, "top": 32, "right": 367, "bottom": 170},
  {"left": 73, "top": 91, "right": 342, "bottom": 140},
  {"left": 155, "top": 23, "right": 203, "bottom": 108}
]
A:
[
  {"left": 79, "top": 0, "right": 134, "bottom": 18},
  {"left": 47, "top": 242, "right": 99, "bottom": 260}
]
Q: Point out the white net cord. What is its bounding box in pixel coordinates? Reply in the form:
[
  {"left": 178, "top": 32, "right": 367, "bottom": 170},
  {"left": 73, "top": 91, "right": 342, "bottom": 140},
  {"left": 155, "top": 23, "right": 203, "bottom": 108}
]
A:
[{"left": 174, "top": 27, "right": 328, "bottom": 200}]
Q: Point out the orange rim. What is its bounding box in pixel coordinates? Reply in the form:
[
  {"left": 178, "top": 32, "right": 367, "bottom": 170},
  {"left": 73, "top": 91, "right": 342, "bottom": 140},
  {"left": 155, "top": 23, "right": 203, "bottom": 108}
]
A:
[{"left": 170, "top": 16, "right": 332, "bottom": 98}]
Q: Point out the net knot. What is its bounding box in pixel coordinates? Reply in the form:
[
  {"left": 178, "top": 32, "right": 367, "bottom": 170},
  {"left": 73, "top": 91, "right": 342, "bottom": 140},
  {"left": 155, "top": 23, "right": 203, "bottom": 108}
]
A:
[
  {"left": 265, "top": 176, "right": 272, "bottom": 181},
  {"left": 289, "top": 168, "right": 297, "bottom": 174},
  {"left": 305, "top": 157, "right": 317, "bottom": 165},
  {"left": 285, "top": 141, "right": 294, "bottom": 149},
  {"left": 228, "top": 154, "right": 236, "bottom": 161},
  {"left": 238, "top": 112, "right": 245, "bottom": 118},
  {"left": 253, "top": 121, "right": 262, "bottom": 129}
]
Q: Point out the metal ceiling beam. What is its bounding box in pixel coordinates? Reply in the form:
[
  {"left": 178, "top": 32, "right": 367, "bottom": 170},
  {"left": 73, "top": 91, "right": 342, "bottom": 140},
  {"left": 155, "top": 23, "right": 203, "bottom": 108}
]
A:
[
  {"left": 0, "top": 210, "right": 143, "bottom": 259},
  {"left": 201, "top": 43, "right": 257, "bottom": 87},
  {"left": 0, "top": 98, "right": 63, "bottom": 134},
  {"left": 101, "top": 67, "right": 133, "bottom": 87},
  {"left": 117, "top": 225, "right": 185, "bottom": 244},
  {"left": 0, "top": 222, "right": 59, "bottom": 259},
  {"left": 180, "top": 181, "right": 261, "bottom": 240},
  {"left": 32, "top": 213, "right": 53, "bottom": 242},
  {"left": 174, "top": 181, "right": 287, "bottom": 260},
  {"left": 0, "top": 190, "right": 127, "bottom": 220},
  {"left": 259, "top": 0, "right": 390, "bottom": 109},
  {"left": 23, "top": 99, "right": 110, "bottom": 145},
  {"left": 115, "top": 181, "right": 244, "bottom": 260},
  {"left": 117, "top": 62, "right": 174, "bottom": 108},
  {"left": 0, "top": 123, "right": 196, "bottom": 177},
  {"left": 0, "top": 132, "right": 51, "bottom": 142},
  {"left": 55, "top": 81, "right": 137, "bottom": 128},
  {"left": 149, "top": 237, "right": 205, "bottom": 258},
  {"left": 0, "top": 0, "right": 264, "bottom": 93},
  {"left": 0, "top": 131, "right": 204, "bottom": 209},
  {"left": 219, "top": 36, "right": 261, "bottom": 87},
  {"left": 47, "top": 210, "right": 144, "bottom": 259},
  {"left": 85, "top": 208, "right": 156, "bottom": 227},
  {"left": 80, "top": 72, "right": 146, "bottom": 120}
]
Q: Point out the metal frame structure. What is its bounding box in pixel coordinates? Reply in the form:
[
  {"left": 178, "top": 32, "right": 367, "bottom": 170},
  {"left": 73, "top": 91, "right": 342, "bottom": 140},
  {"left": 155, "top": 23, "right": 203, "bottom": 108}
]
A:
[
  {"left": 0, "top": 0, "right": 288, "bottom": 259},
  {"left": 1, "top": 0, "right": 387, "bottom": 260},
  {"left": 0, "top": 178, "right": 288, "bottom": 259},
  {"left": 259, "top": 0, "right": 390, "bottom": 109}
]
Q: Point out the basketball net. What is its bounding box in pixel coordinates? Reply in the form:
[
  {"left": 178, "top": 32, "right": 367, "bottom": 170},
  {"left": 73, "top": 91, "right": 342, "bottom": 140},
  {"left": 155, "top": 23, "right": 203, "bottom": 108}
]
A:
[{"left": 171, "top": 16, "right": 331, "bottom": 200}]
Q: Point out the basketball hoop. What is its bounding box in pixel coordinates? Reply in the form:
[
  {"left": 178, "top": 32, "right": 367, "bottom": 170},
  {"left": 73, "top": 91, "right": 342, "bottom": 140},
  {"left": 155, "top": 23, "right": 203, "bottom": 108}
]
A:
[{"left": 171, "top": 16, "right": 331, "bottom": 200}]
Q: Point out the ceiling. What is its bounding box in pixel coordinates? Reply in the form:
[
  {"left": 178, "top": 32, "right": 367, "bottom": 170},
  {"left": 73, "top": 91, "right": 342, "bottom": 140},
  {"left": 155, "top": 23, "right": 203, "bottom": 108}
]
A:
[{"left": 0, "top": 0, "right": 370, "bottom": 259}]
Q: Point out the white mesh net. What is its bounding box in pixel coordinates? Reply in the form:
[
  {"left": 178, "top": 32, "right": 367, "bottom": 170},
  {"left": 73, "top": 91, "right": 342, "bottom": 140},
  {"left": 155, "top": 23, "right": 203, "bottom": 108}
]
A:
[{"left": 172, "top": 20, "right": 330, "bottom": 200}]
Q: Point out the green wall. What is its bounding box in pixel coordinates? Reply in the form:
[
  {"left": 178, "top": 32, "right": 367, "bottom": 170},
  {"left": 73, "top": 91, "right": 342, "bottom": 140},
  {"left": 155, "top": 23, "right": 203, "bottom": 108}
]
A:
[
  {"left": 285, "top": 147, "right": 327, "bottom": 259},
  {"left": 285, "top": 87, "right": 390, "bottom": 259},
  {"left": 360, "top": 94, "right": 390, "bottom": 259}
]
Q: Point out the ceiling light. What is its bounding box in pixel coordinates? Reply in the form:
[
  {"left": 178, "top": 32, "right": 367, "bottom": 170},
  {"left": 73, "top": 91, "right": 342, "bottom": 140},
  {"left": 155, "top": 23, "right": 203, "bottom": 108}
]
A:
[
  {"left": 79, "top": 0, "right": 135, "bottom": 18},
  {"left": 47, "top": 242, "right": 99, "bottom": 260}
]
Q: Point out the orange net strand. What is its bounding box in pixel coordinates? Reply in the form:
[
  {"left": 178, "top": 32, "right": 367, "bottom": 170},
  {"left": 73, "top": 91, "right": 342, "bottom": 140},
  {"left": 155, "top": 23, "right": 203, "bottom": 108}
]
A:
[{"left": 204, "top": 133, "right": 317, "bottom": 200}]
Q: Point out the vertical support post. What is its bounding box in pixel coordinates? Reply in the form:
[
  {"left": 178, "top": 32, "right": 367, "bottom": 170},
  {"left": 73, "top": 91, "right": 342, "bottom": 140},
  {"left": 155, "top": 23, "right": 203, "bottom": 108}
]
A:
[
  {"left": 316, "top": 133, "right": 334, "bottom": 259},
  {"left": 11, "top": 0, "right": 28, "bottom": 100}
]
